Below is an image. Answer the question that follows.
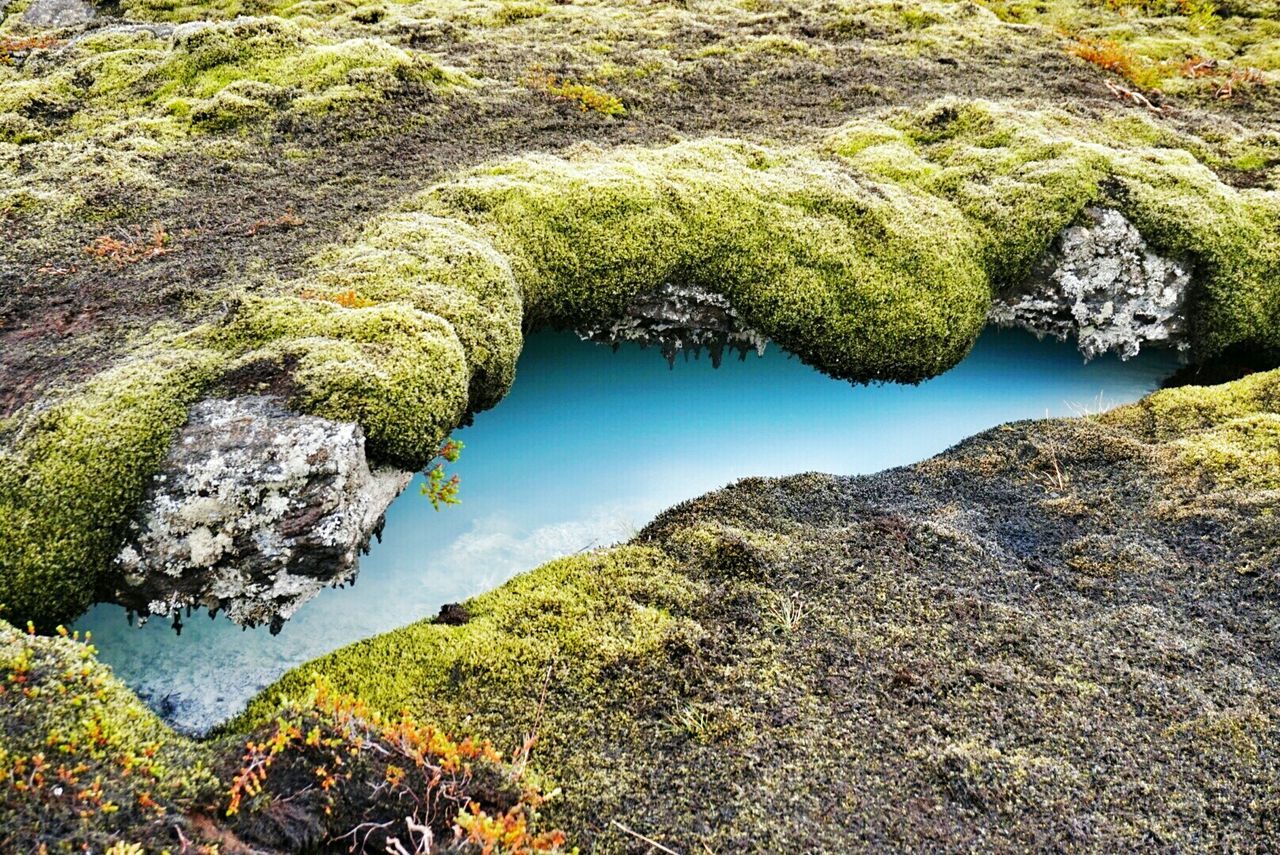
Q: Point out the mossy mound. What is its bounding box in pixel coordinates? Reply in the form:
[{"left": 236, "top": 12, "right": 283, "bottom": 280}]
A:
[
  {"left": 3, "top": 95, "right": 1279, "bottom": 629},
  {"left": 238, "top": 368, "right": 1280, "bottom": 851},
  {"left": 425, "top": 137, "right": 990, "bottom": 382},
  {"left": 0, "top": 348, "right": 224, "bottom": 631},
  {"left": 0, "top": 620, "right": 217, "bottom": 852},
  {"left": 829, "top": 99, "right": 1280, "bottom": 361}
]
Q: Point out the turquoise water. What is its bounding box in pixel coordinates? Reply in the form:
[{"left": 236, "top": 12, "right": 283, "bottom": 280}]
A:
[{"left": 78, "top": 329, "right": 1180, "bottom": 732}]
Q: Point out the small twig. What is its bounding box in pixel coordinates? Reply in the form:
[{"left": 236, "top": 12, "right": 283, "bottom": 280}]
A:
[
  {"left": 611, "top": 820, "right": 683, "bottom": 855},
  {"left": 1104, "top": 79, "right": 1167, "bottom": 113}
]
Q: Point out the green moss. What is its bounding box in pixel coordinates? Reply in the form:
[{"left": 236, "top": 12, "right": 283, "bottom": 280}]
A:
[
  {"left": 0, "top": 348, "right": 224, "bottom": 629},
  {"left": 120, "top": 0, "right": 278, "bottom": 22},
  {"left": 0, "top": 621, "right": 216, "bottom": 851},
  {"left": 234, "top": 545, "right": 704, "bottom": 736},
  {"left": 1103, "top": 365, "right": 1280, "bottom": 438},
  {"left": 1104, "top": 367, "right": 1280, "bottom": 488},
  {"left": 830, "top": 100, "right": 1280, "bottom": 359},
  {"left": 0, "top": 16, "right": 468, "bottom": 142},
  {"left": 424, "top": 138, "right": 989, "bottom": 382},
  {"left": 305, "top": 212, "right": 524, "bottom": 410},
  {"left": 1178, "top": 413, "right": 1280, "bottom": 489},
  {"left": 209, "top": 294, "right": 472, "bottom": 468}
]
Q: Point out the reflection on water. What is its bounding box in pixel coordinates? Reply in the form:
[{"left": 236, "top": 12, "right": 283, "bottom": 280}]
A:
[{"left": 77, "top": 328, "right": 1180, "bottom": 732}]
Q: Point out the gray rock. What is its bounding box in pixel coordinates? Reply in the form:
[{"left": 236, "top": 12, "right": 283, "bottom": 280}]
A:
[
  {"left": 112, "top": 396, "right": 411, "bottom": 631},
  {"left": 990, "top": 207, "right": 1191, "bottom": 360},
  {"left": 22, "top": 0, "right": 96, "bottom": 27},
  {"left": 579, "top": 282, "right": 768, "bottom": 366}
]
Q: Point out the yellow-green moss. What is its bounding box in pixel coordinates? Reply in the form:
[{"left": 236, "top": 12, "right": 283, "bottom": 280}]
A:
[
  {"left": 0, "top": 620, "right": 217, "bottom": 850},
  {"left": 208, "top": 294, "right": 472, "bottom": 467},
  {"left": 1103, "top": 365, "right": 1280, "bottom": 439},
  {"left": 0, "top": 348, "right": 224, "bottom": 628},
  {"left": 235, "top": 545, "right": 704, "bottom": 733},
  {"left": 1104, "top": 367, "right": 1280, "bottom": 488},
  {"left": 424, "top": 138, "right": 990, "bottom": 382},
  {"left": 305, "top": 212, "right": 524, "bottom": 411},
  {"left": 829, "top": 100, "right": 1280, "bottom": 359}
]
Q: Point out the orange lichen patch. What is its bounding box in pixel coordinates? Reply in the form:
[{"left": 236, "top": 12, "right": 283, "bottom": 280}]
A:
[
  {"left": 1069, "top": 38, "right": 1168, "bottom": 90},
  {"left": 244, "top": 209, "right": 304, "bottom": 236}
]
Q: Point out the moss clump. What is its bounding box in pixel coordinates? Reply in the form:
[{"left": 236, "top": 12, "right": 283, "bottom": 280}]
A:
[
  {"left": 0, "top": 620, "right": 217, "bottom": 851},
  {"left": 233, "top": 546, "right": 706, "bottom": 771},
  {"left": 424, "top": 138, "right": 989, "bottom": 383},
  {"left": 0, "top": 348, "right": 223, "bottom": 628},
  {"left": 153, "top": 20, "right": 465, "bottom": 122},
  {"left": 208, "top": 294, "right": 472, "bottom": 468},
  {"left": 829, "top": 99, "right": 1280, "bottom": 361},
  {"left": 304, "top": 212, "right": 524, "bottom": 411},
  {"left": 1104, "top": 366, "right": 1280, "bottom": 488}
]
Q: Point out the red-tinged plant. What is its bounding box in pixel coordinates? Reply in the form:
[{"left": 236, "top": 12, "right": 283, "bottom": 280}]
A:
[
  {"left": 422, "top": 438, "right": 465, "bottom": 510},
  {"left": 224, "top": 677, "right": 565, "bottom": 854},
  {"left": 82, "top": 223, "right": 172, "bottom": 265}
]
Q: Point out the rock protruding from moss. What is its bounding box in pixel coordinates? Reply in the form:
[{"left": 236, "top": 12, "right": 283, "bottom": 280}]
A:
[
  {"left": 113, "top": 396, "right": 411, "bottom": 630},
  {"left": 991, "top": 206, "right": 1192, "bottom": 359},
  {"left": 830, "top": 99, "right": 1280, "bottom": 362}
]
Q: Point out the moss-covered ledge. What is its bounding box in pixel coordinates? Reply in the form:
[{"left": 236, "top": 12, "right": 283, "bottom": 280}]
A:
[
  {"left": 228, "top": 367, "right": 1280, "bottom": 851},
  {"left": 2, "top": 98, "right": 1278, "bottom": 630}
]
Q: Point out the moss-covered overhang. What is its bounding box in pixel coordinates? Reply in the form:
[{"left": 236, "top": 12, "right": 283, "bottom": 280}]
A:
[{"left": 2, "top": 97, "right": 1278, "bottom": 629}]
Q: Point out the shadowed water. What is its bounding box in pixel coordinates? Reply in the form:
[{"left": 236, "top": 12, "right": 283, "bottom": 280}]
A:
[{"left": 77, "top": 329, "right": 1180, "bottom": 732}]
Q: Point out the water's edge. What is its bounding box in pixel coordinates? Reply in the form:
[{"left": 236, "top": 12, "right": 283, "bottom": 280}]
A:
[{"left": 77, "top": 328, "right": 1179, "bottom": 733}]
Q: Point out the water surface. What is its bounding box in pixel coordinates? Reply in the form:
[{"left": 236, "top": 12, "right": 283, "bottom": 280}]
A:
[{"left": 78, "top": 329, "right": 1179, "bottom": 732}]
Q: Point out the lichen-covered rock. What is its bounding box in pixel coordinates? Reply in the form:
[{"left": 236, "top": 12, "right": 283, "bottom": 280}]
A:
[
  {"left": 113, "top": 396, "right": 410, "bottom": 631},
  {"left": 990, "top": 207, "right": 1192, "bottom": 359},
  {"left": 578, "top": 282, "right": 768, "bottom": 367}
]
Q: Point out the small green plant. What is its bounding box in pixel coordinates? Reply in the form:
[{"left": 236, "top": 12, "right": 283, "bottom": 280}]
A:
[
  {"left": 670, "top": 704, "right": 713, "bottom": 743},
  {"left": 422, "top": 437, "right": 465, "bottom": 509},
  {"left": 765, "top": 591, "right": 812, "bottom": 635}
]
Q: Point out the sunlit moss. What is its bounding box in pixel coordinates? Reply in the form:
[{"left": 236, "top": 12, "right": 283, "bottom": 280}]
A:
[
  {"left": 235, "top": 545, "right": 704, "bottom": 731},
  {"left": 423, "top": 138, "right": 989, "bottom": 383}
]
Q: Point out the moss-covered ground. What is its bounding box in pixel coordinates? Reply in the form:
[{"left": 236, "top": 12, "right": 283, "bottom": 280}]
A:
[
  {"left": 1, "top": 0, "right": 1279, "bottom": 846},
  {"left": 3, "top": 89, "right": 1278, "bottom": 627},
  {"left": 234, "top": 367, "right": 1280, "bottom": 851},
  {"left": 3, "top": 366, "right": 1275, "bottom": 851}
]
